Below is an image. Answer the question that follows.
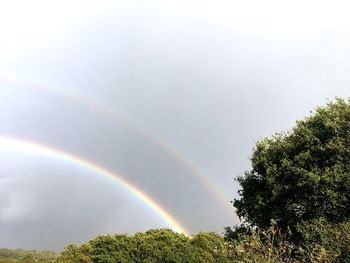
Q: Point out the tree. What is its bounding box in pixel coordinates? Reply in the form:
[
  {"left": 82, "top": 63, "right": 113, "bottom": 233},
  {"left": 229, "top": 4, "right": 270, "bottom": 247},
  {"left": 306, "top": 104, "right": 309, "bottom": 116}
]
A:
[
  {"left": 233, "top": 98, "right": 350, "bottom": 235},
  {"left": 0, "top": 248, "right": 57, "bottom": 262},
  {"left": 88, "top": 234, "right": 136, "bottom": 263},
  {"left": 225, "top": 221, "right": 337, "bottom": 263},
  {"left": 296, "top": 218, "right": 350, "bottom": 262},
  {"left": 19, "top": 253, "right": 35, "bottom": 263},
  {"left": 190, "top": 232, "right": 229, "bottom": 263},
  {"left": 55, "top": 243, "right": 92, "bottom": 263},
  {"left": 55, "top": 228, "right": 230, "bottom": 263},
  {"left": 87, "top": 229, "right": 194, "bottom": 263},
  {"left": 133, "top": 228, "right": 194, "bottom": 263}
]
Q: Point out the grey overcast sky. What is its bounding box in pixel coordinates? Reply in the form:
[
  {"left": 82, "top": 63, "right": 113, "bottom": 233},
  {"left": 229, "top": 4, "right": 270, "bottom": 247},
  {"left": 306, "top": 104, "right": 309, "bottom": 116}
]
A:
[{"left": 0, "top": 0, "right": 349, "bottom": 251}]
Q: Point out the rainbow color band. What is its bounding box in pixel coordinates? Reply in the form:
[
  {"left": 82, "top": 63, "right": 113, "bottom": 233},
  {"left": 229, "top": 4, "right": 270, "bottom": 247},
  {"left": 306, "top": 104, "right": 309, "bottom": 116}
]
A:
[
  {"left": 0, "top": 72, "right": 232, "bottom": 207},
  {"left": 0, "top": 136, "right": 189, "bottom": 236}
]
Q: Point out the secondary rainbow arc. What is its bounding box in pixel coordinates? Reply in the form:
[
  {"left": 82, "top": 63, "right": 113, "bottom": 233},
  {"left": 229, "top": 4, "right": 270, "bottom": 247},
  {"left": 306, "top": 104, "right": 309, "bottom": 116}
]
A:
[
  {"left": 0, "top": 136, "right": 189, "bottom": 236},
  {"left": 0, "top": 72, "right": 232, "bottom": 207}
]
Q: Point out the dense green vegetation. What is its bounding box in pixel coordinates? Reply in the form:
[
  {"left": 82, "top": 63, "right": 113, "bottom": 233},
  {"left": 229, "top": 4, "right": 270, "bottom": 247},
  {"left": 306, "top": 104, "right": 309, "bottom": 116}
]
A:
[
  {"left": 3, "top": 98, "right": 350, "bottom": 262},
  {"left": 55, "top": 229, "right": 228, "bottom": 263},
  {"left": 53, "top": 222, "right": 349, "bottom": 263},
  {"left": 229, "top": 97, "right": 350, "bottom": 262},
  {"left": 234, "top": 98, "right": 350, "bottom": 231},
  {"left": 0, "top": 248, "right": 57, "bottom": 263}
]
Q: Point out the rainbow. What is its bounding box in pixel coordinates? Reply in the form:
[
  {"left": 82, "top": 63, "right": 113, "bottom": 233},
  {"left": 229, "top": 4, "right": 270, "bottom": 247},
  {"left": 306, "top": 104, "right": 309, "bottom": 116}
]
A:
[
  {"left": 0, "top": 136, "right": 189, "bottom": 236},
  {"left": 0, "top": 72, "right": 232, "bottom": 207}
]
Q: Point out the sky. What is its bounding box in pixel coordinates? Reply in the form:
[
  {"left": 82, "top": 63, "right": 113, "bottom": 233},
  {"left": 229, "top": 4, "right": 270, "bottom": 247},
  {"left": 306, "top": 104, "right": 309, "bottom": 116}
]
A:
[{"left": 0, "top": 0, "right": 349, "bottom": 251}]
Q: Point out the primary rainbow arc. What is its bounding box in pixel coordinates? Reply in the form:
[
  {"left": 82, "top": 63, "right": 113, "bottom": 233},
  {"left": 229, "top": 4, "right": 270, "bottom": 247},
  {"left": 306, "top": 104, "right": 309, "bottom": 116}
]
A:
[{"left": 0, "top": 136, "right": 189, "bottom": 236}]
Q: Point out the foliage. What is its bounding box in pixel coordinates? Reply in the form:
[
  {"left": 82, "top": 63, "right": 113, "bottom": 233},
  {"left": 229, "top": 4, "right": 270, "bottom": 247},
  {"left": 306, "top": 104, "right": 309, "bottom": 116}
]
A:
[
  {"left": 132, "top": 228, "right": 194, "bottom": 263},
  {"left": 55, "top": 243, "right": 92, "bottom": 263},
  {"left": 228, "top": 98, "right": 350, "bottom": 261},
  {"left": 226, "top": 221, "right": 341, "bottom": 263},
  {"left": 233, "top": 98, "right": 350, "bottom": 235},
  {"left": 0, "top": 259, "right": 18, "bottom": 263},
  {"left": 88, "top": 234, "right": 136, "bottom": 263},
  {"left": 54, "top": 228, "right": 230, "bottom": 263},
  {"left": 296, "top": 218, "right": 350, "bottom": 262},
  {"left": 0, "top": 252, "right": 52, "bottom": 263},
  {"left": 190, "top": 232, "right": 229, "bottom": 263},
  {"left": 223, "top": 224, "right": 251, "bottom": 243},
  {"left": 0, "top": 249, "right": 57, "bottom": 263},
  {"left": 19, "top": 253, "right": 35, "bottom": 263}
]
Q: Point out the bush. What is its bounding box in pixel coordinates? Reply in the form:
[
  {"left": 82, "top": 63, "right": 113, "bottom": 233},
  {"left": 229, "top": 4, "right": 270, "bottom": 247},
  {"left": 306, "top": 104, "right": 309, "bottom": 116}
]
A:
[
  {"left": 226, "top": 221, "right": 338, "bottom": 263},
  {"left": 297, "top": 219, "right": 350, "bottom": 262}
]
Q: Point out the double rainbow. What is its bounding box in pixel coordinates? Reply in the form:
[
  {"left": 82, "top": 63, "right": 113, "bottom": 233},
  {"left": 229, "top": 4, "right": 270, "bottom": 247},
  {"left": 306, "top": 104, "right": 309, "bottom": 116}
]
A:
[
  {"left": 0, "top": 72, "right": 232, "bottom": 205},
  {"left": 0, "top": 72, "right": 235, "bottom": 236}
]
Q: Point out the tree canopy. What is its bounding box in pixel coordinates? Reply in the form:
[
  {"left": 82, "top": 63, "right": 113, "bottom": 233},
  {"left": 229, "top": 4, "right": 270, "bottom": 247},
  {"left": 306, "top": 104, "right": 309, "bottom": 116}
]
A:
[
  {"left": 55, "top": 228, "right": 229, "bottom": 263},
  {"left": 0, "top": 249, "right": 57, "bottom": 263},
  {"left": 233, "top": 98, "right": 350, "bottom": 233}
]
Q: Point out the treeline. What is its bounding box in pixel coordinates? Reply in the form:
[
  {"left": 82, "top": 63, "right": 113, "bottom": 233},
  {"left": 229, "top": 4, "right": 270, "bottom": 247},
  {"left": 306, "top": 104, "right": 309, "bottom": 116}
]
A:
[
  {"left": 0, "top": 248, "right": 57, "bottom": 263},
  {"left": 56, "top": 229, "right": 228, "bottom": 263},
  {"left": 3, "top": 222, "right": 347, "bottom": 263},
  {"left": 54, "top": 222, "right": 349, "bottom": 262}
]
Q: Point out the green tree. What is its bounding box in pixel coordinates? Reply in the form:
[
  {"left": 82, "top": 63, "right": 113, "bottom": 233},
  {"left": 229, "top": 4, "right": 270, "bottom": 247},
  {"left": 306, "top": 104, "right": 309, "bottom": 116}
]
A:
[
  {"left": 233, "top": 98, "right": 350, "bottom": 235},
  {"left": 19, "top": 253, "right": 35, "bottom": 263},
  {"left": 190, "top": 232, "right": 229, "bottom": 263},
  {"left": 0, "top": 248, "right": 57, "bottom": 262},
  {"left": 56, "top": 228, "right": 231, "bottom": 263},
  {"left": 297, "top": 218, "right": 350, "bottom": 262},
  {"left": 226, "top": 221, "right": 333, "bottom": 263},
  {"left": 88, "top": 234, "right": 136, "bottom": 263},
  {"left": 55, "top": 243, "right": 92, "bottom": 263},
  {"left": 132, "top": 229, "right": 192, "bottom": 263}
]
